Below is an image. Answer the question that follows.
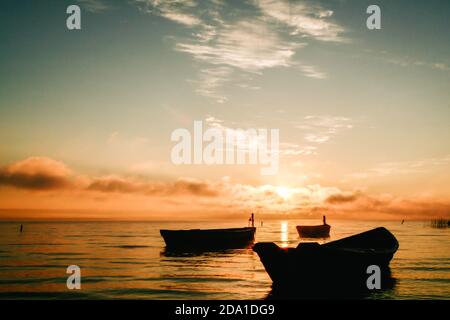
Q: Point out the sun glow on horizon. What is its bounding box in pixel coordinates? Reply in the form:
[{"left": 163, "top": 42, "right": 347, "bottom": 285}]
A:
[{"left": 276, "top": 186, "right": 294, "bottom": 201}]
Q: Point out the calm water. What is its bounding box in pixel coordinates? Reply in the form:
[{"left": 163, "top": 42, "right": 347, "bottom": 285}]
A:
[{"left": 0, "top": 220, "right": 448, "bottom": 299}]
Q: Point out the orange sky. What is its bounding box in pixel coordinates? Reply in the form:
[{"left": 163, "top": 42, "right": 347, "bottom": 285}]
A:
[{"left": 0, "top": 157, "right": 448, "bottom": 221}]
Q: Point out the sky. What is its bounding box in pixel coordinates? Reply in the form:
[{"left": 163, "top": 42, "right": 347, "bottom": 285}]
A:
[{"left": 0, "top": 0, "right": 449, "bottom": 220}]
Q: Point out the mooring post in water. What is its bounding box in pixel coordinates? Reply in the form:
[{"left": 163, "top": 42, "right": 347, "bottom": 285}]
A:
[
  {"left": 323, "top": 215, "right": 326, "bottom": 225},
  {"left": 20, "top": 224, "right": 23, "bottom": 233}
]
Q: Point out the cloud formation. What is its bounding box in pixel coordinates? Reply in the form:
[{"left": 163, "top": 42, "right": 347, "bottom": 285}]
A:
[
  {"left": 87, "top": 176, "right": 219, "bottom": 197},
  {"left": 349, "top": 155, "right": 450, "bottom": 179},
  {"left": 297, "top": 115, "right": 354, "bottom": 144},
  {"left": 136, "top": 0, "right": 345, "bottom": 101},
  {"left": 1, "top": 157, "right": 448, "bottom": 220},
  {"left": 176, "top": 20, "right": 299, "bottom": 71},
  {"left": 276, "top": 115, "right": 354, "bottom": 158},
  {"left": 76, "top": 0, "right": 112, "bottom": 13},
  {"left": 193, "top": 67, "right": 233, "bottom": 103},
  {"left": 0, "top": 157, "right": 73, "bottom": 190},
  {"left": 257, "top": 0, "right": 346, "bottom": 42}
]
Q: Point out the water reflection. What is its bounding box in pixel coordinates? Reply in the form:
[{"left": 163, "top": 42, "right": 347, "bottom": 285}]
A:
[
  {"left": 160, "top": 248, "right": 241, "bottom": 258},
  {"left": 266, "top": 267, "right": 397, "bottom": 300}
]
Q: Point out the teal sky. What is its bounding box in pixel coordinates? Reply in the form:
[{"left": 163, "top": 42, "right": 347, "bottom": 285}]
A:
[{"left": 0, "top": 0, "right": 449, "bottom": 219}]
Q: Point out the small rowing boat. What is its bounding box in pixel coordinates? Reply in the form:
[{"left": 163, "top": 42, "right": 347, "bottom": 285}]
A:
[
  {"left": 296, "top": 216, "right": 330, "bottom": 238},
  {"left": 160, "top": 214, "right": 256, "bottom": 250}
]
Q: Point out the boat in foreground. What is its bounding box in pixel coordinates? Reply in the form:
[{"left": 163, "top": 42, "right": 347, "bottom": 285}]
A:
[
  {"left": 161, "top": 214, "right": 257, "bottom": 250},
  {"left": 254, "top": 227, "right": 399, "bottom": 289},
  {"left": 296, "top": 216, "right": 330, "bottom": 238}
]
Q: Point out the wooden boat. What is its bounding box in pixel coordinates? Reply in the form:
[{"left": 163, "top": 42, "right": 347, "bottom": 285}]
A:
[
  {"left": 253, "top": 227, "right": 399, "bottom": 289},
  {"left": 160, "top": 227, "right": 256, "bottom": 250},
  {"left": 160, "top": 214, "right": 256, "bottom": 250},
  {"left": 296, "top": 224, "right": 330, "bottom": 238},
  {"left": 296, "top": 216, "right": 330, "bottom": 238}
]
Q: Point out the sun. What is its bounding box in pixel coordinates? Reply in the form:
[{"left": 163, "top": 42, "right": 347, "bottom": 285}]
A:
[{"left": 275, "top": 186, "right": 293, "bottom": 200}]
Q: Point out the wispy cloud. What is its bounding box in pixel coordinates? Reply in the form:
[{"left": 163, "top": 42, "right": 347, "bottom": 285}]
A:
[
  {"left": 297, "top": 115, "right": 354, "bottom": 144},
  {"left": 136, "top": 0, "right": 345, "bottom": 101},
  {"left": 274, "top": 115, "right": 354, "bottom": 158},
  {"left": 175, "top": 20, "right": 300, "bottom": 71},
  {"left": 298, "top": 64, "right": 327, "bottom": 79},
  {"left": 192, "top": 67, "right": 233, "bottom": 103},
  {"left": 76, "top": 0, "right": 113, "bottom": 13},
  {"left": 256, "top": 0, "right": 347, "bottom": 42},
  {"left": 322, "top": 190, "right": 450, "bottom": 220},
  {"left": 349, "top": 155, "right": 450, "bottom": 179},
  {"left": 432, "top": 63, "right": 450, "bottom": 71},
  {"left": 143, "top": 0, "right": 201, "bottom": 26},
  {"left": 204, "top": 116, "right": 276, "bottom": 154},
  {"left": 279, "top": 142, "right": 317, "bottom": 156},
  {"left": 363, "top": 50, "right": 450, "bottom": 73}
]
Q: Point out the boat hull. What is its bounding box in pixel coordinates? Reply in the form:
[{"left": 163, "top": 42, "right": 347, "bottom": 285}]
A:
[
  {"left": 254, "top": 227, "right": 398, "bottom": 289},
  {"left": 161, "top": 227, "right": 256, "bottom": 250},
  {"left": 296, "top": 224, "right": 330, "bottom": 238}
]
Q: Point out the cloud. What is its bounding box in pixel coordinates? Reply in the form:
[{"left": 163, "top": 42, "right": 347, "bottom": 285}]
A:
[
  {"left": 173, "top": 178, "right": 219, "bottom": 197},
  {"left": 297, "top": 115, "right": 353, "bottom": 144},
  {"left": 1, "top": 157, "right": 449, "bottom": 220},
  {"left": 136, "top": 0, "right": 200, "bottom": 26},
  {"left": 175, "top": 19, "right": 303, "bottom": 99},
  {"left": 86, "top": 176, "right": 219, "bottom": 197},
  {"left": 326, "top": 191, "right": 362, "bottom": 204},
  {"left": 0, "top": 157, "right": 73, "bottom": 190},
  {"left": 279, "top": 143, "right": 317, "bottom": 156},
  {"left": 76, "top": 0, "right": 112, "bottom": 13},
  {"left": 0, "top": 157, "right": 218, "bottom": 197},
  {"left": 175, "top": 20, "right": 300, "bottom": 71},
  {"left": 365, "top": 50, "right": 450, "bottom": 73},
  {"left": 161, "top": 11, "right": 201, "bottom": 26},
  {"left": 256, "top": 0, "right": 347, "bottom": 42},
  {"left": 323, "top": 191, "right": 450, "bottom": 220},
  {"left": 276, "top": 115, "right": 354, "bottom": 158},
  {"left": 304, "top": 133, "right": 330, "bottom": 143},
  {"left": 432, "top": 63, "right": 450, "bottom": 71},
  {"left": 204, "top": 116, "right": 278, "bottom": 155},
  {"left": 193, "top": 67, "right": 233, "bottom": 103},
  {"left": 298, "top": 64, "right": 327, "bottom": 79},
  {"left": 87, "top": 176, "right": 153, "bottom": 194},
  {"left": 349, "top": 155, "right": 450, "bottom": 179},
  {"left": 137, "top": 0, "right": 342, "bottom": 101}
]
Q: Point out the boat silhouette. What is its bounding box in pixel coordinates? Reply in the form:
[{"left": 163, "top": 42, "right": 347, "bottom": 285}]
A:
[
  {"left": 254, "top": 227, "right": 399, "bottom": 291},
  {"left": 160, "top": 214, "right": 256, "bottom": 250},
  {"left": 296, "top": 216, "right": 330, "bottom": 238}
]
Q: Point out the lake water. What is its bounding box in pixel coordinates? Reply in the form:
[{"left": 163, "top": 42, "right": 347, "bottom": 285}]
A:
[{"left": 0, "top": 220, "right": 448, "bottom": 299}]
